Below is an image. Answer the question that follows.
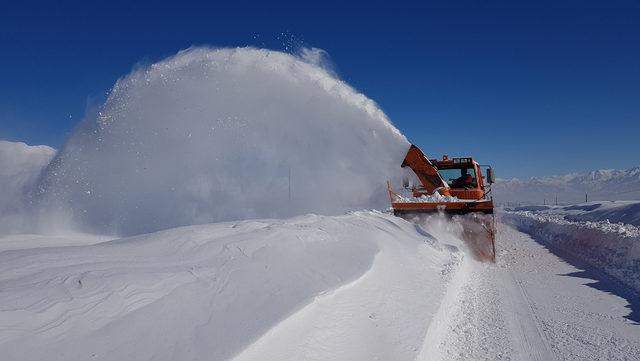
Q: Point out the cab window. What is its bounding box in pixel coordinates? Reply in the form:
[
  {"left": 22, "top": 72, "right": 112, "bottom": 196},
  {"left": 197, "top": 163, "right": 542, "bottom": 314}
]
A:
[{"left": 438, "top": 167, "right": 477, "bottom": 188}]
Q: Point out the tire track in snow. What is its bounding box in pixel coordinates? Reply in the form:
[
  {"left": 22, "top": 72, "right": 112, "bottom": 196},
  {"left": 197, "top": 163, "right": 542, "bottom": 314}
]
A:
[
  {"left": 420, "top": 258, "right": 514, "bottom": 361},
  {"left": 497, "top": 222, "right": 640, "bottom": 360},
  {"left": 498, "top": 273, "right": 555, "bottom": 361},
  {"left": 420, "top": 222, "right": 567, "bottom": 361}
]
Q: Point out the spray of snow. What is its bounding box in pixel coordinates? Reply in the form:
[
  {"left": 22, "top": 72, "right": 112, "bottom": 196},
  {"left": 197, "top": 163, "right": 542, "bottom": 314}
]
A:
[
  {"left": 0, "top": 141, "right": 55, "bottom": 233},
  {"left": 34, "top": 47, "right": 409, "bottom": 235}
]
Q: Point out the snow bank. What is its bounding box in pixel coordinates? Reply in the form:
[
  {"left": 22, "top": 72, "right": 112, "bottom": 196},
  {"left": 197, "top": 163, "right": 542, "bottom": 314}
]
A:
[
  {"left": 35, "top": 47, "right": 409, "bottom": 235},
  {"left": 0, "top": 141, "right": 55, "bottom": 233},
  {"left": 0, "top": 211, "right": 458, "bottom": 361},
  {"left": 502, "top": 209, "right": 640, "bottom": 292},
  {"left": 509, "top": 200, "right": 640, "bottom": 227}
]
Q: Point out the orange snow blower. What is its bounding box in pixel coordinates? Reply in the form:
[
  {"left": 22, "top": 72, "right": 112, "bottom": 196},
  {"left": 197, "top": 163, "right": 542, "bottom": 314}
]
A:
[{"left": 388, "top": 144, "right": 496, "bottom": 261}]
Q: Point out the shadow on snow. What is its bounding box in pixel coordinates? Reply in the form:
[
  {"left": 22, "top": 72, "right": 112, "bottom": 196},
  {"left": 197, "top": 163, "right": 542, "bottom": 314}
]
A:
[{"left": 508, "top": 223, "right": 640, "bottom": 325}]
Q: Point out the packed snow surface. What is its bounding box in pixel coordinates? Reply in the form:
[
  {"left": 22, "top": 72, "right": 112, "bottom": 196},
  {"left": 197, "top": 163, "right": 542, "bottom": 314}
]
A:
[
  {"left": 502, "top": 202, "right": 640, "bottom": 292},
  {"left": 34, "top": 47, "right": 409, "bottom": 235}
]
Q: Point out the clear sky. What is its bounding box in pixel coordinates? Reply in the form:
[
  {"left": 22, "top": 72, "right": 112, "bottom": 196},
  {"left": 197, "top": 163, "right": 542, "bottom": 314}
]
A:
[{"left": 1, "top": 0, "right": 638, "bottom": 178}]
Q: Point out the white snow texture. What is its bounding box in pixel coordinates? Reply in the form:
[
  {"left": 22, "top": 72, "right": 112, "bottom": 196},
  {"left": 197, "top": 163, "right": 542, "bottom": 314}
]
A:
[
  {"left": 34, "top": 47, "right": 409, "bottom": 235},
  {"left": 4, "top": 46, "right": 640, "bottom": 361},
  {"left": 0, "top": 211, "right": 459, "bottom": 361},
  {"left": 502, "top": 202, "right": 640, "bottom": 292},
  {"left": 0, "top": 141, "right": 56, "bottom": 232}
]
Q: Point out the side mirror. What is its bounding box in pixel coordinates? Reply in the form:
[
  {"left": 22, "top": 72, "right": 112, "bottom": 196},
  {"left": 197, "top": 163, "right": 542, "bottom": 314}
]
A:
[
  {"left": 486, "top": 168, "right": 495, "bottom": 184},
  {"left": 402, "top": 176, "right": 410, "bottom": 189}
]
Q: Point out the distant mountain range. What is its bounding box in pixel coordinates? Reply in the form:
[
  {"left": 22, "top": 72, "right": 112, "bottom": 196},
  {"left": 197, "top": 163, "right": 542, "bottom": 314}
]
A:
[{"left": 493, "top": 166, "right": 640, "bottom": 205}]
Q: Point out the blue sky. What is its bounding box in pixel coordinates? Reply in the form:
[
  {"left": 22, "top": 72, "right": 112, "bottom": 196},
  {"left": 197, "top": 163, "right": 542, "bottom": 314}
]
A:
[{"left": 1, "top": 0, "right": 638, "bottom": 178}]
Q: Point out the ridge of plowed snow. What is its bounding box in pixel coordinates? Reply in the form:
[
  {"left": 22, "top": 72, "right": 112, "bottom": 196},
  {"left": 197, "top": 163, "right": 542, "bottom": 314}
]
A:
[
  {"left": 420, "top": 222, "right": 640, "bottom": 361},
  {"left": 502, "top": 207, "right": 640, "bottom": 292},
  {"left": 0, "top": 211, "right": 460, "bottom": 361}
]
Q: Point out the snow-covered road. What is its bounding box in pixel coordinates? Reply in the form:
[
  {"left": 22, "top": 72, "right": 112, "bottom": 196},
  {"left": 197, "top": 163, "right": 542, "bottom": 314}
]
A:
[{"left": 431, "top": 222, "right": 640, "bottom": 361}]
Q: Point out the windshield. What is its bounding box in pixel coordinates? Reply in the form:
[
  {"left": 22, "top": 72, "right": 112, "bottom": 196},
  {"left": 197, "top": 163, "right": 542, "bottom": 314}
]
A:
[{"left": 438, "top": 167, "right": 477, "bottom": 188}]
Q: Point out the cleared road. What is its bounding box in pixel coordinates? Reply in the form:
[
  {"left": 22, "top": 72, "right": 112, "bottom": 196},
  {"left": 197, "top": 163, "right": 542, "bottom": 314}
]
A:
[{"left": 432, "top": 222, "right": 640, "bottom": 361}]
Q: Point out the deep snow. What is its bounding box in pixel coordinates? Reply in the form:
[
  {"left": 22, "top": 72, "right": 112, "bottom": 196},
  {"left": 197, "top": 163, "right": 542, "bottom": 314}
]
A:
[
  {"left": 0, "top": 211, "right": 462, "bottom": 361},
  {"left": 1, "top": 45, "right": 639, "bottom": 361},
  {"left": 502, "top": 202, "right": 640, "bottom": 292},
  {"left": 2, "top": 210, "right": 639, "bottom": 361}
]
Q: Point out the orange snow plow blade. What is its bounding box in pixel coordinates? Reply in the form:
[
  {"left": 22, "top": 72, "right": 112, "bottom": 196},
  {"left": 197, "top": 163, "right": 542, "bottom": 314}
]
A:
[
  {"left": 388, "top": 182, "right": 496, "bottom": 262},
  {"left": 388, "top": 144, "right": 497, "bottom": 262}
]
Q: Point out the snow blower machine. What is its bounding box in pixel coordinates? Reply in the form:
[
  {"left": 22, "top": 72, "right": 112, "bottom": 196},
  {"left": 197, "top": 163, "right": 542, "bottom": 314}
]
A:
[{"left": 387, "top": 144, "right": 497, "bottom": 261}]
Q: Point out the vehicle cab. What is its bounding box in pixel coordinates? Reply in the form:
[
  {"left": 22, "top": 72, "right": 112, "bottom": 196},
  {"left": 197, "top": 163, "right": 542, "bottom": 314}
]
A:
[{"left": 429, "top": 155, "right": 494, "bottom": 200}]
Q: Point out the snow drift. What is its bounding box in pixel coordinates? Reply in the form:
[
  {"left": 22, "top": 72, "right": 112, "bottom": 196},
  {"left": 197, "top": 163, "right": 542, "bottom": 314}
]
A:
[
  {"left": 0, "top": 141, "right": 55, "bottom": 232},
  {"left": 0, "top": 211, "right": 460, "bottom": 361},
  {"left": 36, "top": 47, "right": 409, "bottom": 235}
]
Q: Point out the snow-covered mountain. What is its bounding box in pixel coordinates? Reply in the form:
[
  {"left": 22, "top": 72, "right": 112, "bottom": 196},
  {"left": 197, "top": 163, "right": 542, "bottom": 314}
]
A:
[{"left": 493, "top": 166, "right": 640, "bottom": 205}]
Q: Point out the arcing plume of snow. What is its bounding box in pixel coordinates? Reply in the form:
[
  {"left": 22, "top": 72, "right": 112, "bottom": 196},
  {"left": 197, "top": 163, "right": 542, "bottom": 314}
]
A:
[
  {"left": 35, "top": 47, "right": 409, "bottom": 236},
  {"left": 0, "top": 141, "right": 55, "bottom": 233},
  {"left": 299, "top": 47, "right": 337, "bottom": 77},
  {"left": 493, "top": 166, "right": 640, "bottom": 205},
  {"left": 0, "top": 211, "right": 460, "bottom": 361}
]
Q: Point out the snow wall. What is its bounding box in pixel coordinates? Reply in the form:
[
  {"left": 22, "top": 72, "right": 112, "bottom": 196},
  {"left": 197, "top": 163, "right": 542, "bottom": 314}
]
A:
[
  {"left": 35, "top": 47, "right": 410, "bottom": 236},
  {"left": 502, "top": 211, "right": 640, "bottom": 292}
]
